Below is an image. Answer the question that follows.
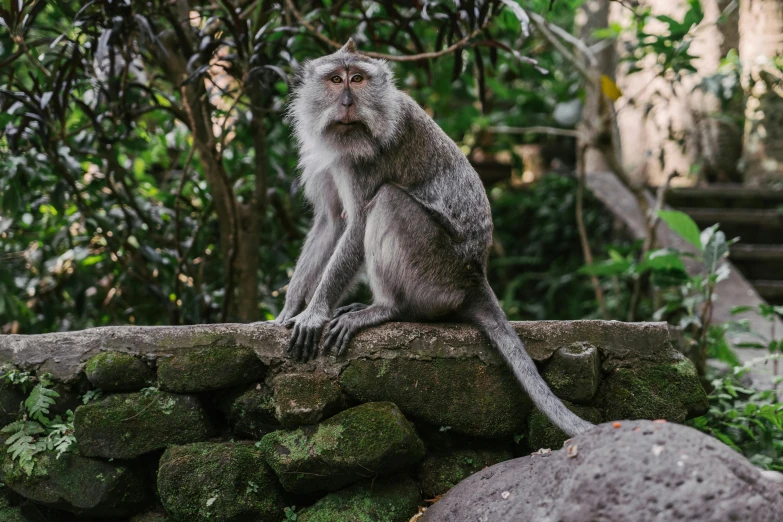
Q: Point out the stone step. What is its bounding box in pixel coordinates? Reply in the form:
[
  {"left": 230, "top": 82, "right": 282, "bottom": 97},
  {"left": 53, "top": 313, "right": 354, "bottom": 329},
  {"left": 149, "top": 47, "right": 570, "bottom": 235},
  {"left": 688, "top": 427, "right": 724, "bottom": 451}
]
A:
[
  {"left": 730, "top": 245, "right": 783, "bottom": 280},
  {"left": 679, "top": 208, "right": 783, "bottom": 245},
  {"left": 666, "top": 185, "right": 783, "bottom": 210},
  {"left": 751, "top": 280, "right": 783, "bottom": 304}
]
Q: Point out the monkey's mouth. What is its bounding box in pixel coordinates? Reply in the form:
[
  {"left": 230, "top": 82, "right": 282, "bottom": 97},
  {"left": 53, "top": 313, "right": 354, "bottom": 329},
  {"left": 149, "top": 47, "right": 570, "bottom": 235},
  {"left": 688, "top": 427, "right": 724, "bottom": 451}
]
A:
[{"left": 337, "top": 120, "right": 360, "bottom": 126}]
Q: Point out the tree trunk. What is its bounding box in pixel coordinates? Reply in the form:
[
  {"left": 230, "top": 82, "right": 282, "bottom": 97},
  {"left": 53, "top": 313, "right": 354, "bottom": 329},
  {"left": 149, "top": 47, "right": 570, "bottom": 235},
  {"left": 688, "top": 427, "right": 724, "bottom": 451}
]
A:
[
  {"left": 739, "top": 0, "right": 783, "bottom": 184},
  {"left": 161, "top": 0, "right": 242, "bottom": 321},
  {"left": 577, "top": 0, "right": 618, "bottom": 173},
  {"left": 235, "top": 95, "right": 270, "bottom": 322},
  {"left": 689, "top": 0, "right": 742, "bottom": 183}
]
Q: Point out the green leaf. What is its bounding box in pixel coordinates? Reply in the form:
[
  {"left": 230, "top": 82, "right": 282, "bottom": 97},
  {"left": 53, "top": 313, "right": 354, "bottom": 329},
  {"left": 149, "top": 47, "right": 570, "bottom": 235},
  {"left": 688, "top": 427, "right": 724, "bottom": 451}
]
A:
[
  {"left": 657, "top": 210, "right": 702, "bottom": 250},
  {"left": 579, "top": 259, "right": 631, "bottom": 276}
]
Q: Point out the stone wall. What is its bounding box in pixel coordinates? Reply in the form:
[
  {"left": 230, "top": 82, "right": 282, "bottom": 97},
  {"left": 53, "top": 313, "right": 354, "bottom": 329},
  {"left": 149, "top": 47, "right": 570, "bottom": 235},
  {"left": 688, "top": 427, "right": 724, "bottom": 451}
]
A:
[{"left": 0, "top": 321, "right": 707, "bottom": 521}]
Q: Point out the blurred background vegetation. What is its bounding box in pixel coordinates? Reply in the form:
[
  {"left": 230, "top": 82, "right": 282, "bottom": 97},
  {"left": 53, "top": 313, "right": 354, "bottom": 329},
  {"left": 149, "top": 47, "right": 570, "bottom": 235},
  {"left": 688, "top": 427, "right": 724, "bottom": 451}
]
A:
[
  {"left": 0, "top": 0, "right": 780, "bottom": 332},
  {"left": 2, "top": 0, "right": 783, "bottom": 469}
]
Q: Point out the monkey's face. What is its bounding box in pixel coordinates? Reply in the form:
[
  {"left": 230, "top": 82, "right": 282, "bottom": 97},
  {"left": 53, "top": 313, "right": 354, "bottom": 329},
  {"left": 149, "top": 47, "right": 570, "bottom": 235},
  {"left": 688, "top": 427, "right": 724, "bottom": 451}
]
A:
[{"left": 289, "top": 41, "right": 401, "bottom": 159}]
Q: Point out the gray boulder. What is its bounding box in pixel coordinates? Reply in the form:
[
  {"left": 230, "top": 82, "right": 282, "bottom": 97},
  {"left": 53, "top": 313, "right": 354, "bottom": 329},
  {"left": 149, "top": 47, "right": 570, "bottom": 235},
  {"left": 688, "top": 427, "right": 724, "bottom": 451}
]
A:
[{"left": 423, "top": 420, "right": 783, "bottom": 522}]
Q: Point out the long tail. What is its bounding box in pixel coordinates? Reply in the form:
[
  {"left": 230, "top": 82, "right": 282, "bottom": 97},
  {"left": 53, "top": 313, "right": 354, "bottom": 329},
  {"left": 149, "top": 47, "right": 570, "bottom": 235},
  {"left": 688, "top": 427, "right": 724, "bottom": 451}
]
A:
[{"left": 468, "top": 285, "right": 594, "bottom": 438}]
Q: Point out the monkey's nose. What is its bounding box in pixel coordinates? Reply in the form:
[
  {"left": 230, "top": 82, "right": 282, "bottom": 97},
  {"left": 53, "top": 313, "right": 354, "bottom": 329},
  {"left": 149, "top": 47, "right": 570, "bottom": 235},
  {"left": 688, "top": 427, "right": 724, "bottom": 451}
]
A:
[{"left": 341, "top": 90, "right": 354, "bottom": 107}]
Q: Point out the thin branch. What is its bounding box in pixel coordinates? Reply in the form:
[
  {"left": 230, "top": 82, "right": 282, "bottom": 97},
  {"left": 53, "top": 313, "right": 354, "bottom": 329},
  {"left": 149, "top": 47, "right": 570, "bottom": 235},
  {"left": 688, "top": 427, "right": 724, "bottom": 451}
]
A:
[
  {"left": 529, "top": 11, "right": 597, "bottom": 67},
  {"left": 284, "top": 0, "right": 490, "bottom": 62},
  {"left": 487, "top": 125, "right": 585, "bottom": 139},
  {"left": 173, "top": 145, "right": 197, "bottom": 325},
  {"left": 527, "top": 11, "right": 594, "bottom": 84},
  {"left": 627, "top": 170, "right": 678, "bottom": 321},
  {"left": 576, "top": 144, "right": 610, "bottom": 320}
]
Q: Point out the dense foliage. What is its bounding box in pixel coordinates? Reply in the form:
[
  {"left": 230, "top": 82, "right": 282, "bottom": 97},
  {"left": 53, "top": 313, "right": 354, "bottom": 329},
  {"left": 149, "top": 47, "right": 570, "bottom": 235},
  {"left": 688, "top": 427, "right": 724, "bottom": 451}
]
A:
[{"left": 0, "top": 0, "right": 593, "bottom": 332}]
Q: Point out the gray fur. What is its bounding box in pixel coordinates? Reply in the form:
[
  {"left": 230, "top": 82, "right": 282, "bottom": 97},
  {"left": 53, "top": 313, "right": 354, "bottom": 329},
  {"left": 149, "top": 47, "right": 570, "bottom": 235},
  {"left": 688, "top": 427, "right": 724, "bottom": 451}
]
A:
[{"left": 276, "top": 42, "right": 593, "bottom": 437}]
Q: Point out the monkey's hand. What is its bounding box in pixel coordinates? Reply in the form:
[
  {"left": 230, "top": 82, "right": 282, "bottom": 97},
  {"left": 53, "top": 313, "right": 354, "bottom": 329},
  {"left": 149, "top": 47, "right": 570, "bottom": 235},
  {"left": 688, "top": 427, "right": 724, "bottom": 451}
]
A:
[{"left": 286, "top": 308, "right": 329, "bottom": 362}]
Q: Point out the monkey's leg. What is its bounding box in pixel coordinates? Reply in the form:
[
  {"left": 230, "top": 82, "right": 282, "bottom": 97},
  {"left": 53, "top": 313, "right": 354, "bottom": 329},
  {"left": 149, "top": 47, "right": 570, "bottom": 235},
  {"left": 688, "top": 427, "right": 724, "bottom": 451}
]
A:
[
  {"left": 277, "top": 177, "right": 344, "bottom": 324},
  {"left": 322, "top": 305, "right": 397, "bottom": 356},
  {"left": 332, "top": 303, "right": 368, "bottom": 317}
]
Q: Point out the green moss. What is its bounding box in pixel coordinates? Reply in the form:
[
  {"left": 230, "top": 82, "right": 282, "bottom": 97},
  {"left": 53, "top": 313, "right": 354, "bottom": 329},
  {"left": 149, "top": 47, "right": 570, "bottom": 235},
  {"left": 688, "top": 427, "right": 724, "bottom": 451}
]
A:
[
  {"left": 417, "top": 448, "right": 513, "bottom": 498},
  {"left": 259, "top": 402, "right": 425, "bottom": 493},
  {"left": 0, "top": 506, "right": 25, "bottom": 522},
  {"left": 158, "top": 442, "right": 285, "bottom": 522},
  {"left": 2, "top": 450, "right": 150, "bottom": 517},
  {"left": 598, "top": 359, "right": 708, "bottom": 423},
  {"left": 297, "top": 476, "right": 421, "bottom": 522},
  {"left": 157, "top": 346, "right": 266, "bottom": 393},
  {"left": 340, "top": 358, "right": 532, "bottom": 438},
  {"left": 219, "top": 384, "right": 279, "bottom": 439},
  {"left": 85, "top": 352, "right": 154, "bottom": 392},
  {"left": 541, "top": 342, "right": 600, "bottom": 402},
  {"left": 527, "top": 403, "right": 602, "bottom": 451},
  {"left": 272, "top": 373, "right": 343, "bottom": 427},
  {"left": 74, "top": 389, "right": 213, "bottom": 459}
]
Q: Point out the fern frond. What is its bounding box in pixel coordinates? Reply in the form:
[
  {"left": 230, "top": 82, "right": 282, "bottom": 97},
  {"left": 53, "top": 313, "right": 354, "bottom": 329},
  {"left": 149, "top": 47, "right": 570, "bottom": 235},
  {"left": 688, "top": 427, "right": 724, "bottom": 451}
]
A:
[{"left": 25, "top": 383, "right": 59, "bottom": 425}]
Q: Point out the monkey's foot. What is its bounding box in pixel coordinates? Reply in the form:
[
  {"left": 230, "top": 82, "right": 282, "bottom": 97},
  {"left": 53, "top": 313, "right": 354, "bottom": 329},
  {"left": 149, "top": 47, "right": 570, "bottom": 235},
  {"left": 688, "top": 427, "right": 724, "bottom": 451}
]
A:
[
  {"left": 332, "top": 303, "right": 368, "bottom": 318},
  {"left": 323, "top": 305, "right": 397, "bottom": 357}
]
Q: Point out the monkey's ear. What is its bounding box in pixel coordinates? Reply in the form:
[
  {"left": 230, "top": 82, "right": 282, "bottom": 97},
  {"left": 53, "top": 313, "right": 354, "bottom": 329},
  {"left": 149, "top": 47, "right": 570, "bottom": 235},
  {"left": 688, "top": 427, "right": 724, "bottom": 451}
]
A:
[{"left": 340, "top": 38, "right": 357, "bottom": 54}]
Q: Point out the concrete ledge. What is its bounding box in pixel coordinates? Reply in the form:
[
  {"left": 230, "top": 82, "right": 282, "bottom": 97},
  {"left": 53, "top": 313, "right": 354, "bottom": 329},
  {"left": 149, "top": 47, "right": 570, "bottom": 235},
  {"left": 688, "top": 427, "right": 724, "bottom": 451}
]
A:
[{"left": 0, "top": 320, "right": 681, "bottom": 383}]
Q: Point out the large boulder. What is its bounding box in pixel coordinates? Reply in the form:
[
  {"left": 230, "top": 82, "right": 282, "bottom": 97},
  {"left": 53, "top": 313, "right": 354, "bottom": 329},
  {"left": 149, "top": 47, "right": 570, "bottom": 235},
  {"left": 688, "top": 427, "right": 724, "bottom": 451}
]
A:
[
  {"left": 84, "top": 352, "right": 155, "bottom": 392},
  {"left": 259, "top": 402, "right": 425, "bottom": 493},
  {"left": 423, "top": 420, "right": 783, "bottom": 522},
  {"left": 74, "top": 389, "right": 213, "bottom": 459},
  {"left": 1, "top": 450, "right": 150, "bottom": 517},
  {"left": 340, "top": 358, "right": 531, "bottom": 438},
  {"left": 297, "top": 476, "right": 421, "bottom": 522},
  {"left": 157, "top": 346, "right": 266, "bottom": 393},
  {"left": 158, "top": 442, "right": 285, "bottom": 522}
]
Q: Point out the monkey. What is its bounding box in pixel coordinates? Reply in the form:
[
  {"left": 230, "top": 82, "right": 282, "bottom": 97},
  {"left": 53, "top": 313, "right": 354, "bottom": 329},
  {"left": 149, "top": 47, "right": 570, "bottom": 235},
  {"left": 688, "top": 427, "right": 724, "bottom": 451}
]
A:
[{"left": 275, "top": 39, "right": 593, "bottom": 437}]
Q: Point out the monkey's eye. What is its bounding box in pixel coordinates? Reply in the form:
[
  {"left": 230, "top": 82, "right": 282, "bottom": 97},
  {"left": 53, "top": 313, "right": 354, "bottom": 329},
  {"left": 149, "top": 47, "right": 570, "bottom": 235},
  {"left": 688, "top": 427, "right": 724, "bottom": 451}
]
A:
[
  {"left": 330, "top": 75, "right": 342, "bottom": 84},
  {"left": 350, "top": 74, "right": 364, "bottom": 83}
]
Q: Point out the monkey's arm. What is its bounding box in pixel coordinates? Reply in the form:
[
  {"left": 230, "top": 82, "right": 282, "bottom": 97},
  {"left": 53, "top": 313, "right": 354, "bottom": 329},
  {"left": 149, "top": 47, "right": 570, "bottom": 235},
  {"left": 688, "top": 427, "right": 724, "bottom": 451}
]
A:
[
  {"left": 286, "top": 214, "right": 366, "bottom": 361},
  {"left": 276, "top": 209, "right": 344, "bottom": 323}
]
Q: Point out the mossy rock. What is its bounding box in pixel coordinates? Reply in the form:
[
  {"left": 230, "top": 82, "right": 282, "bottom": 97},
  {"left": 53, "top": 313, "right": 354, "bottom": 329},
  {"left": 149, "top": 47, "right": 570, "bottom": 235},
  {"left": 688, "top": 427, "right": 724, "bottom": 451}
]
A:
[
  {"left": 218, "top": 384, "right": 279, "bottom": 439},
  {"left": 74, "top": 390, "right": 213, "bottom": 459},
  {"left": 340, "top": 358, "right": 531, "bottom": 438},
  {"left": 259, "top": 402, "right": 426, "bottom": 493},
  {"left": 597, "top": 359, "right": 708, "bottom": 423},
  {"left": 85, "top": 352, "right": 155, "bottom": 392},
  {"left": 542, "top": 342, "right": 600, "bottom": 402},
  {"left": 297, "top": 476, "right": 421, "bottom": 522},
  {"left": 527, "top": 402, "right": 602, "bottom": 451},
  {"left": 272, "top": 373, "right": 343, "bottom": 428},
  {"left": 158, "top": 442, "right": 285, "bottom": 522},
  {"left": 131, "top": 510, "right": 169, "bottom": 522},
  {"left": 417, "top": 448, "right": 513, "bottom": 498},
  {"left": 0, "top": 383, "right": 24, "bottom": 427},
  {"left": 0, "top": 487, "right": 23, "bottom": 522},
  {"left": 1, "top": 450, "right": 151, "bottom": 517},
  {"left": 157, "top": 346, "right": 266, "bottom": 393}
]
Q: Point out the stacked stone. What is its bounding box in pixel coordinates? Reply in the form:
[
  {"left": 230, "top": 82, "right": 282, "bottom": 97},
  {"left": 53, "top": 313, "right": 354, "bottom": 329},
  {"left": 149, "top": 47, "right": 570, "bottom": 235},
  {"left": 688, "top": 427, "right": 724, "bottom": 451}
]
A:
[{"left": 0, "top": 322, "right": 709, "bottom": 521}]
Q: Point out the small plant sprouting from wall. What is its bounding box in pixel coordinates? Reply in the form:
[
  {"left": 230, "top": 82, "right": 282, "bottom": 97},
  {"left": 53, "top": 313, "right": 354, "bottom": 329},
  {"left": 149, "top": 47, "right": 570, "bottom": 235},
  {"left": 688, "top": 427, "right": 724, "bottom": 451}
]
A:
[{"left": 0, "top": 367, "right": 76, "bottom": 475}]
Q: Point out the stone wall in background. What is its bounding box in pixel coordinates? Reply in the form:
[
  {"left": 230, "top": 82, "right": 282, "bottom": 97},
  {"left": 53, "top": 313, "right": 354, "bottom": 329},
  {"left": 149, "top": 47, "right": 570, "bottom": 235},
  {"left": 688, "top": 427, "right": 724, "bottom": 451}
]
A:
[{"left": 0, "top": 321, "right": 707, "bottom": 521}]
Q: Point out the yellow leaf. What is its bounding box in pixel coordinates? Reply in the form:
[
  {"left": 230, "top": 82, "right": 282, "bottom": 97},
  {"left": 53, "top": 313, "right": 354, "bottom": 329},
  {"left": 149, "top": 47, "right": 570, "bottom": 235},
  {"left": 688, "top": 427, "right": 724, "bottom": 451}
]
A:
[{"left": 601, "top": 75, "right": 623, "bottom": 101}]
